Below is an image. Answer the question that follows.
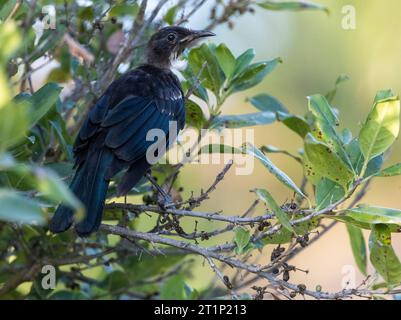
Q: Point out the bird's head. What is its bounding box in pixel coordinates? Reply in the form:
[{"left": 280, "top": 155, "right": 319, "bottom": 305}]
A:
[{"left": 146, "top": 26, "right": 215, "bottom": 69}]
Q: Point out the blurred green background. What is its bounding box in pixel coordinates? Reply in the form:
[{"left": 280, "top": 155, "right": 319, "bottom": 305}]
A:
[{"left": 175, "top": 0, "right": 401, "bottom": 293}]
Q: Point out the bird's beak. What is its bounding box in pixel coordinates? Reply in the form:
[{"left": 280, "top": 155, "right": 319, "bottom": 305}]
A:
[{"left": 180, "top": 30, "right": 216, "bottom": 44}]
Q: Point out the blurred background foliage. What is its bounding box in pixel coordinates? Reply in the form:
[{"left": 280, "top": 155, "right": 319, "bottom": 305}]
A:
[{"left": 0, "top": 0, "right": 401, "bottom": 299}]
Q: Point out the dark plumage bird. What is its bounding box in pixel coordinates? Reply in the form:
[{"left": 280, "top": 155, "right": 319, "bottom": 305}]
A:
[{"left": 49, "top": 26, "right": 215, "bottom": 236}]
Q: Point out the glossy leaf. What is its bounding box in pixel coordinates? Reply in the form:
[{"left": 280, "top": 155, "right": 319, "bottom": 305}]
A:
[
  {"left": 255, "top": 188, "right": 294, "bottom": 232},
  {"left": 346, "top": 224, "right": 367, "bottom": 276},
  {"left": 359, "top": 93, "right": 400, "bottom": 165},
  {"left": 369, "top": 225, "right": 401, "bottom": 286},
  {"left": 230, "top": 58, "right": 282, "bottom": 93},
  {"left": 347, "top": 139, "right": 383, "bottom": 178},
  {"left": 325, "top": 215, "right": 401, "bottom": 233},
  {"left": 28, "top": 83, "right": 61, "bottom": 128},
  {"left": 346, "top": 205, "right": 401, "bottom": 225},
  {"left": 233, "top": 48, "right": 255, "bottom": 77},
  {"left": 187, "top": 44, "right": 224, "bottom": 97},
  {"left": 245, "top": 144, "right": 306, "bottom": 198},
  {"left": 215, "top": 43, "right": 236, "bottom": 80},
  {"left": 278, "top": 112, "right": 310, "bottom": 138},
  {"left": 303, "top": 134, "right": 354, "bottom": 190},
  {"left": 308, "top": 94, "right": 354, "bottom": 171}
]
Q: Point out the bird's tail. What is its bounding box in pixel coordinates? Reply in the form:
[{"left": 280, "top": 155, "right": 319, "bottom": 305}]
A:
[{"left": 49, "top": 149, "right": 112, "bottom": 237}]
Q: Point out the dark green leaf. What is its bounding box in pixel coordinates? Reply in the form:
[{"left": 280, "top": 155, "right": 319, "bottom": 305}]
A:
[
  {"left": 215, "top": 43, "right": 236, "bottom": 80},
  {"left": 230, "top": 58, "right": 282, "bottom": 93},
  {"left": 185, "top": 100, "right": 206, "bottom": 129},
  {"left": 277, "top": 112, "right": 310, "bottom": 138},
  {"left": 255, "top": 188, "right": 294, "bottom": 232},
  {"left": 346, "top": 224, "right": 367, "bottom": 275}
]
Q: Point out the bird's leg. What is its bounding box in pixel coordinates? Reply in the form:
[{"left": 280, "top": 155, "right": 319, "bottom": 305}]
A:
[{"left": 145, "top": 172, "right": 173, "bottom": 208}]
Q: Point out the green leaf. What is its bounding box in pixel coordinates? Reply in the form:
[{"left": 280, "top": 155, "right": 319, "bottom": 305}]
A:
[
  {"left": 325, "top": 74, "right": 349, "bottom": 103},
  {"left": 109, "top": 3, "right": 139, "bottom": 17},
  {"left": 0, "top": 189, "right": 45, "bottom": 224},
  {"left": 199, "top": 144, "right": 241, "bottom": 155},
  {"left": 345, "top": 205, "right": 401, "bottom": 225},
  {"left": 215, "top": 43, "right": 236, "bottom": 80},
  {"left": 277, "top": 112, "right": 310, "bottom": 138},
  {"left": 248, "top": 94, "right": 288, "bottom": 113},
  {"left": 248, "top": 94, "right": 310, "bottom": 137},
  {"left": 261, "top": 145, "right": 302, "bottom": 163},
  {"left": 347, "top": 138, "right": 383, "bottom": 178},
  {"left": 234, "top": 227, "right": 251, "bottom": 254},
  {"left": 377, "top": 163, "right": 401, "bottom": 177},
  {"left": 230, "top": 58, "right": 282, "bottom": 93},
  {"left": 233, "top": 49, "right": 255, "bottom": 77},
  {"left": 340, "top": 128, "right": 353, "bottom": 145},
  {"left": 261, "top": 228, "right": 292, "bottom": 245},
  {"left": 33, "top": 167, "right": 83, "bottom": 213},
  {"left": 28, "top": 83, "right": 61, "bottom": 128},
  {"left": 257, "top": 1, "right": 329, "bottom": 14},
  {"left": 164, "top": 5, "right": 178, "bottom": 25},
  {"left": 255, "top": 188, "right": 294, "bottom": 232},
  {"left": 325, "top": 215, "right": 401, "bottom": 233},
  {"left": 308, "top": 94, "right": 354, "bottom": 171},
  {"left": 160, "top": 275, "right": 188, "bottom": 300},
  {"left": 188, "top": 44, "right": 224, "bottom": 98},
  {"left": 50, "top": 120, "right": 73, "bottom": 161},
  {"left": 0, "top": 102, "right": 29, "bottom": 151},
  {"left": 369, "top": 224, "right": 401, "bottom": 286},
  {"left": 303, "top": 134, "right": 354, "bottom": 190},
  {"left": 359, "top": 93, "right": 400, "bottom": 166},
  {"left": 315, "top": 178, "right": 344, "bottom": 210},
  {"left": 245, "top": 143, "right": 306, "bottom": 198},
  {"left": 185, "top": 100, "right": 206, "bottom": 129},
  {"left": 346, "top": 224, "right": 367, "bottom": 275},
  {"left": 0, "top": 21, "right": 21, "bottom": 63},
  {"left": 211, "top": 111, "right": 275, "bottom": 129}
]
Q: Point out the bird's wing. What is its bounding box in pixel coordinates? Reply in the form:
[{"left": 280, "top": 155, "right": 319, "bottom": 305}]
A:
[{"left": 73, "top": 68, "right": 185, "bottom": 171}]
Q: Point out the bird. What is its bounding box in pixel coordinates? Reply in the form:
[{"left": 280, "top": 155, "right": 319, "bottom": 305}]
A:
[{"left": 49, "top": 26, "right": 215, "bottom": 237}]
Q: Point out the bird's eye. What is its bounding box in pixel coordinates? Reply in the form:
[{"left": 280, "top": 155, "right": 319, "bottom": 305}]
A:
[{"left": 167, "top": 33, "right": 176, "bottom": 42}]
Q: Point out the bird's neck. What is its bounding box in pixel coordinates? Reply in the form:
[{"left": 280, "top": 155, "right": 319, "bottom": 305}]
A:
[{"left": 146, "top": 49, "right": 171, "bottom": 69}]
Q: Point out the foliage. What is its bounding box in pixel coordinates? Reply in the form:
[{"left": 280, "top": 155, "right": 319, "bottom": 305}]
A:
[{"left": 0, "top": 0, "right": 400, "bottom": 301}]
